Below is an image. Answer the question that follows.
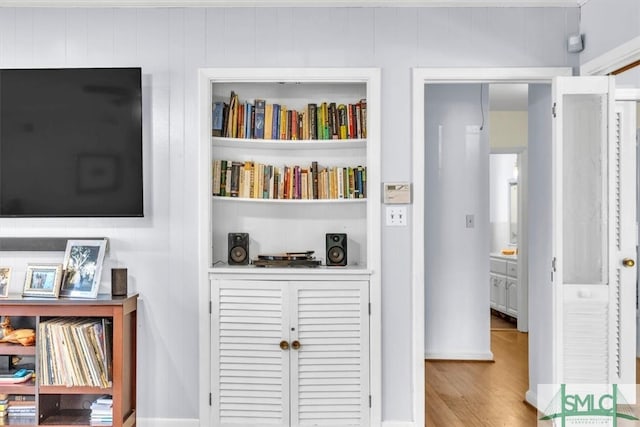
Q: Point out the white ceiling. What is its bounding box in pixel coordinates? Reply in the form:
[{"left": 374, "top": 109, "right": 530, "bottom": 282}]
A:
[{"left": 0, "top": 0, "right": 582, "bottom": 7}]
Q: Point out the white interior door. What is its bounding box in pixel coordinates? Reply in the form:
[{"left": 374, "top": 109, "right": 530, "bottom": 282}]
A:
[{"left": 552, "top": 76, "right": 637, "bottom": 387}]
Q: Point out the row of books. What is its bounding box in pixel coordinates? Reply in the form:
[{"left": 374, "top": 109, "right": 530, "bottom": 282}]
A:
[
  {"left": 213, "top": 160, "right": 367, "bottom": 200},
  {"left": 0, "top": 394, "right": 35, "bottom": 421},
  {"left": 37, "top": 318, "right": 113, "bottom": 388},
  {"left": 90, "top": 395, "right": 113, "bottom": 426},
  {"left": 212, "top": 92, "right": 367, "bottom": 141}
]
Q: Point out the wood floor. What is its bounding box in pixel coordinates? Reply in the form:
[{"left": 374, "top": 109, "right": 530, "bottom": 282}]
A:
[{"left": 426, "top": 330, "right": 537, "bottom": 426}]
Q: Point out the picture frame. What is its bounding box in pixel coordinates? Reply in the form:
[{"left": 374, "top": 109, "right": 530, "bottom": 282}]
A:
[
  {"left": 23, "top": 264, "right": 63, "bottom": 298},
  {"left": 59, "top": 239, "right": 107, "bottom": 299},
  {"left": 0, "top": 268, "right": 10, "bottom": 298}
]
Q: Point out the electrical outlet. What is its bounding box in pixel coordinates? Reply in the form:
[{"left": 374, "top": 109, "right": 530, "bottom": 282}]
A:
[{"left": 386, "top": 206, "right": 407, "bottom": 226}]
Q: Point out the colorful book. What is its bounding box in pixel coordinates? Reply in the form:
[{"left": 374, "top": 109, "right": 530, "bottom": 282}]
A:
[{"left": 254, "top": 99, "right": 266, "bottom": 139}]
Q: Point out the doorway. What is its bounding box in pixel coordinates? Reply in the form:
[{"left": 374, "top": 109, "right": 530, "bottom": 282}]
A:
[
  {"left": 410, "top": 67, "right": 572, "bottom": 426},
  {"left": 488, "top": 83, "right": 528, "bottom": 333}
]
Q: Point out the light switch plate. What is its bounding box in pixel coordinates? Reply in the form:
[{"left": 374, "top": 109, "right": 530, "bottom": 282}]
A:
[{"left": 386, "top": 206, "right": 407, "bottom": 226}]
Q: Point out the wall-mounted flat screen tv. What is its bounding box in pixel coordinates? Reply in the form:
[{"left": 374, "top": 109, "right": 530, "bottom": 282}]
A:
[{"left": 0, "top": 67, "right": 143, "bottom": 217}]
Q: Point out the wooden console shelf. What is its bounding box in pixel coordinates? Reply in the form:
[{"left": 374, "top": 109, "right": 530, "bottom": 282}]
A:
[{"left": 0, "top": 294, "right": 137, "bottom": 427}]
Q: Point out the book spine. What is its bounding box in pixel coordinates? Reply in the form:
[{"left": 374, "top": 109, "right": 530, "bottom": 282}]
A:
[
  {"left": 362, "top": 166, "right": 367, "bottom": 198},
  {"left": 230, "top": 162, "right": 241, "bottom": 197},
  {"left": 237, "top": 102, "right": 244, "bottom": 139},
  {"left": 226, "top": 91, "right": 237, "bottom": 138},
  {"left": 359, "top": 98, "right": 367, "bottom": 138},
  {"left": 264, "top": 103, "right": 273, "bottom": 139},
  {"left": 338, "top": 104, "right": 348, "bottom": 139},
  {"left": 254, "top": 163, "right": 263, "bottom": 199},
  {"left": 212, "top": 101, "right": 224, "bottom": 137},
  {"left": 312, "top": 161, "right": 319, "bottom": 200},
  {"left": 225, "top": 165, "right": 232, "bottom": 196},
  {"left": 348, "top": 103, "right": 356, "bottom": 139},
  {"left": 336, "top": 166, "right": 344, "bottom": 199},
  {"left": 348, "top": 167, "right": 355, "bottom": 199},
  {"left": 302, "top": 106, "right": 309, "bottom": 140},
  {"left": 272, "top": 104, "right": 280, "bottom": 140},
  {"left": 321, "top": 102, "right": 329, "bottom": 139},
  {"left": 291, "top": 110, "right": 298, "bottom": 140},
  {"left": 278, "top": 106, "right": 286, "bottom": 140},
  {"left": 355, "top": 102, "right": 362, "bottom": 139},
  {"left": 254, "top": 99, "right": 266, "bottom": 139},
  {"left": 301, "top": 170, "right": 308, "bottom": 199},
  {"left": 263, "top": 165, "right": 271, "bottom": 199},
  {"left": 249, "top": 102, "right": 255, "bottom": 139},
  {"left": 329, "top": 102, "right": 339, "bottom": 139},
  {"left": 306, "top": 168, "right": 313, "bottom": 200},
  {"left": 219, "top": 160, "right": 228, "bottom": 197},
  {"left": 308, "top": 103, "right": 317, "bottom": 140},
  {"left": 212, "top": 160, "right": 221, "bottom": 196}
]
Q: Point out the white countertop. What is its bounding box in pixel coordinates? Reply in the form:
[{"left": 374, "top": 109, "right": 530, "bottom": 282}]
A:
[{"left": 490, "top": 252, "right": 518, "bottom": 261}]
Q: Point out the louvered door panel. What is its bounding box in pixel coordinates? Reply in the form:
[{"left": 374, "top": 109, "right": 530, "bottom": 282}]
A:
[
  {"left": 290, "top": 281, "right": 370, "bottom": 427},
  {"left": 212, "top": 280, "right": 289, "bottom": 427},
  {"left": 562, "top": 286, "right": 609, "bottom": 384}
]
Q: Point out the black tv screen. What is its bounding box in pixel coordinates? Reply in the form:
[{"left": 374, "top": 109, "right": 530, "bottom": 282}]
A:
[{"left": 0, "top": 67, "right": 143, "bottom": 217}]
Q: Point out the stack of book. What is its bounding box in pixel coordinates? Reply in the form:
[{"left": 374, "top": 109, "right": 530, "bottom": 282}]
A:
[
  {"left": 90, "top": 395, "right": 112, "bottom": 426},
  {"left": 0, "top": 394, "right": 7, "bottom": 419},
  {"left": 212, "top": 92, "right": 367, "bottom": 141},
  {"left": 6, "top": 395, "right": 35, "bottom": 422},
  {"left": 212, "top": 160, "right": 367, "bottom": 201},
  {"left": 38, "top": 318, "right": 112, "bottom": 388}
]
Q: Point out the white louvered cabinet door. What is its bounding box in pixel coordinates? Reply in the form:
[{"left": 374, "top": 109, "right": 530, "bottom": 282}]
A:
[
  {"left": 289, "top": 281, "right": 370, "bottom": 427},
  {"left": 211, "top": 280, "right": 290, "bottom": 427}
]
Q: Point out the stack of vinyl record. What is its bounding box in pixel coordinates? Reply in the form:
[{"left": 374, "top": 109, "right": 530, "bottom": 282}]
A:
[{"left": 252, "top": 251, "right": 321, "bottom": 268}]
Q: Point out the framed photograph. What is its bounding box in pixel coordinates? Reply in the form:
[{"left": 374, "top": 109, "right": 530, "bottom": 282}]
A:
[
  {"left": 60, "top": 239, "right": 107, "bottom": 299},
  {"left": 0, "top": 268, "right": 10, "bottom": 297},
  {"left": 23, "top": 264, "right": 63, "bottom": 298}
]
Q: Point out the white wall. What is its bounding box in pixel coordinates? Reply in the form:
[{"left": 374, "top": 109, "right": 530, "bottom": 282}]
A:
[
  {"left": 490, "top": 153, "right": 518, "bottom": 253},
  {"left": 580, "top": 0, "right": 640, "bottom": 64},
  {"left": 424, "top": 84, "right": 492, "bottom": 360},
  {"left": 526, "top": 83, "right": 554, "bottom": 407},
  {"left": 0, "top": 6, "right": 579, "bottom": 423},
  {"left": 489, "top": 111, "right": 528, "bottom": 150}
]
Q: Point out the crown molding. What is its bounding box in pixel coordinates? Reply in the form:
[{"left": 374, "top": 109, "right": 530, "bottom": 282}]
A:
[{"left": 0, "top": 0, "right": 581, "bottom": 7}]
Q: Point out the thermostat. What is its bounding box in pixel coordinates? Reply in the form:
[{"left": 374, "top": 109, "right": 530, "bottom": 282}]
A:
[{"left": 383, "top": 182, "right": 411, "bottom": 204}]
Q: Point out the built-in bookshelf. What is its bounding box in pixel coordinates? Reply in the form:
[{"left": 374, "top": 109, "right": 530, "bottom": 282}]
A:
[
  {"left": 0, "top": 295, "right": 137, "bottom": 427},
  {"left": 200, "top": 69, "right": 380, "bottom": 268},
  {"left": 198, "top": 68, "right": 382, "bottom": 427}
]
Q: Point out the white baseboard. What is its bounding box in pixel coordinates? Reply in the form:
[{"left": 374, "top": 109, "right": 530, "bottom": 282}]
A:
[
  {"left": 425, "top": 351, "right": 494, "bottom": 361},
  {"left": 140, "top": 418, "right": 408, "bottom": 427},
  {"left": 382, "top": 422, "right": 415, "bottom": 427},
  {"left": 525, "top": 389, "right": 538, "bottom": 411},
  {"left": 138, "top": 418, "right": 199, "bottom": 427}
]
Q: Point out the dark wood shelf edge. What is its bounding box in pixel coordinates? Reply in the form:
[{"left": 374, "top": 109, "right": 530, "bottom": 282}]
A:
[
  {"left": 0, "top": 379, "right": 36, "bottom": 394},
  {"left": 0, "top": 238, "right": 107, "bottom": 252},
  {"left": 0, "top": 342, "right": 36, "bottom": 356},
  {"left": 39, "top": 386, "right": 113, "bottom": 395}
]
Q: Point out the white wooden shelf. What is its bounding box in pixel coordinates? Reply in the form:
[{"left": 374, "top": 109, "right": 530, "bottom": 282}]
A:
[
  {"left": 212, "top": 137, "right": 366, "bottom": 150},
  {"left": 212, "top": 196, "right": 366, "bottom": 204}
]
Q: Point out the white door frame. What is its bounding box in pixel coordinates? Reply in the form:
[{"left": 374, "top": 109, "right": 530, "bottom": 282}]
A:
[
  {"left": 581, "top": 35, "right": 640, "bottom": 77},
  {"left": 411, "top": 67, "right": 572, "bottom": 427}
]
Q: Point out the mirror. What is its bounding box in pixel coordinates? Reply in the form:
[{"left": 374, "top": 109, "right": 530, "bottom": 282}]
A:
[{"left": 509, "top": 180, "right": 518, "bottom": 245}]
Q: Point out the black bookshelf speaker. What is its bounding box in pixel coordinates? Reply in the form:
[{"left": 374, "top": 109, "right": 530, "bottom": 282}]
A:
[
  {"left": 228, "top": 233, "right": 249, "bottom": 265},
  {"left": 326, "top": 233, "right": 347, "bottom": 266}
]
